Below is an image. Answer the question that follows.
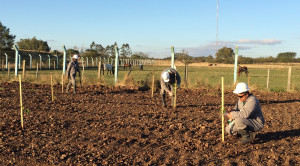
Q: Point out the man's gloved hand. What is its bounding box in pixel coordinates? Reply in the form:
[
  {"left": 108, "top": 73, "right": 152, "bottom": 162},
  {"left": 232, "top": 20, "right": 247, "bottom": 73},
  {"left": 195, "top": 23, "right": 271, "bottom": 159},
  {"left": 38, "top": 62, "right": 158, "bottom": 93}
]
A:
[
  {"left": 168, "top": 92, "right": 173, "bottom": 96},
  {"left": 227, "top": 108, "right": 232, "bottom": 113}
]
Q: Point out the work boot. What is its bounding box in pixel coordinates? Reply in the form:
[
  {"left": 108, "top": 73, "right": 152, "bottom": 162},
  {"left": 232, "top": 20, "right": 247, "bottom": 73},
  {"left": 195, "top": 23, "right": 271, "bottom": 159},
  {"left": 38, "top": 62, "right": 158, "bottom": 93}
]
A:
[
  {"left": 66, "top": 83, "right": 71, "bottom": 93},
  {"left": 249, "top": 131, "right": 256, "bottom": 140},
  {"left": 238, "top": 129, "right": 252, "bottom": 144},
  {"left": 73, "top": 86, "right": 76, "bottom": 94},
  {"left": 161, "top": 94, "right": 166, "bottom": 107}
]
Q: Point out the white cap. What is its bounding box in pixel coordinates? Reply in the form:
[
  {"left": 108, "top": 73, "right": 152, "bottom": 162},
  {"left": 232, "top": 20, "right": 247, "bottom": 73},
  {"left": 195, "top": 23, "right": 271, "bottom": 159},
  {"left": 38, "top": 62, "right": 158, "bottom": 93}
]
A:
[
  {"left": 233, "top": 82, "right": 250, "bottom": 94},
  {"left": 162, "top": 72, "right": 170, "bottom": 82},
  {"left": 72, "top": 54, "right": 79, "bottom": 59}
]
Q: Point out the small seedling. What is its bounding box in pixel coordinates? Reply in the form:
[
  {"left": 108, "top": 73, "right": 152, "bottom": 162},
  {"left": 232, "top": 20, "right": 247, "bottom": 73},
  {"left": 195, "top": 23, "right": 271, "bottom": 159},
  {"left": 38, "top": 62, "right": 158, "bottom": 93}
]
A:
[{"left": 25, "top": 109, "right": 30, "bottom": 114}]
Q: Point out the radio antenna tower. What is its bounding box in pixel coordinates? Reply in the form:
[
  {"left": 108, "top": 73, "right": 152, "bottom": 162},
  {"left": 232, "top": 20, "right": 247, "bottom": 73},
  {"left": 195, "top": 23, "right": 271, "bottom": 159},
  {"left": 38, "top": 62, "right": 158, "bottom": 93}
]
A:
[{"left": 216, "top": 0, "right": 219, "bottom": 58}]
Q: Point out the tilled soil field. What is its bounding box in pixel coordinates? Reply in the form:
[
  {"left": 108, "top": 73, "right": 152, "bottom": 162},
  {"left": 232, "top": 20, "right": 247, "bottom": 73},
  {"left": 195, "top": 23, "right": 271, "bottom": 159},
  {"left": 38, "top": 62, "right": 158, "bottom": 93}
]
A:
[{"left": 0, "top": 82, "right": 299, "bottom": 165}]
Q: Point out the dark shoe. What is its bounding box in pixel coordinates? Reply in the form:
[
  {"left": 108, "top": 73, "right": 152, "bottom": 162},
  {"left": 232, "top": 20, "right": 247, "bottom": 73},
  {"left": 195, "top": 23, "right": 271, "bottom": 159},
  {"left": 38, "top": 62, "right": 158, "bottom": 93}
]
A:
[
  {"left": 238, "top": 129, "right": 252, "bottom": 144},
  {"left": 249, "top": 131, "right": 256, "bottom": 140},
  {"left": 161, "top": 94, "right": 166, "bottom": 107}
]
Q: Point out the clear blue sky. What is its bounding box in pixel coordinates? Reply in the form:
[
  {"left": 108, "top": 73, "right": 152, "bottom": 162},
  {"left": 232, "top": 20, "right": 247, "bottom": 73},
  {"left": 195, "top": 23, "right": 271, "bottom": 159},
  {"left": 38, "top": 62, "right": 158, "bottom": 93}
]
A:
[{"left": 1, "top": 0, "right": 299, "bottom": 58}]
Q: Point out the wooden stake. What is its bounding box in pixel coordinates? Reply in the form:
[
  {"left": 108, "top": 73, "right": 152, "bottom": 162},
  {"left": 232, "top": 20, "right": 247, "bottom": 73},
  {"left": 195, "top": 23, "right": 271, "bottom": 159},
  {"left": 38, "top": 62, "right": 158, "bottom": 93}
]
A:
[
  {"left": 62, "top": 73, "right": 64, "bottom": 93},
  {"left": 82, "top": 69, "right": 84, "bottom": 85},
  {"left": 98, "top": 62, "right": 101, "bottom": 81},
  {"left": 173, "top": 73, "right": 177, "bottom": 108},
  {"left": 1, "top": 59, "right": 4, "bottom": 70},
  {"left": 247, "top": 74, "right": 250, "bottom": 87},
  {"left": 22, "top": 60, "right": 26, "bottom": 78},
  {"left": 267, "top": 69, "right": 270, "bottom": 89},
  {"left": 151, "top": 74, "right": 154, "bottom": 97},
  {"left": 36, "top": 63, "right": 39, "bottom": 80},
  {"left": 51, "top": 72, "right": 54, "bottom": 102},
  {"left": 19, "top": 75, "right": 24, "bottom": 129},
  {"left": 8, "top": 62, "right": 10, "bottom": 77},
  {"left": 221, "top": 77, "right": 225, "bottom": 142},
  {"left": 287, "top": 66, "right": 292, "bottom": 92},
  {"left": 151, "top": 63, "right": 154, "bottom": 97}
]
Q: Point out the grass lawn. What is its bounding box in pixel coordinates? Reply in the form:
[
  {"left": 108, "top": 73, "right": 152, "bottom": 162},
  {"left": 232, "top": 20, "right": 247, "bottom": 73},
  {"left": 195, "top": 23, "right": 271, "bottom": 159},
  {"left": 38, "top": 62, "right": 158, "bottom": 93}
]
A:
[{"left": 1, "top": 65, "right": 300, "bottom": 92}]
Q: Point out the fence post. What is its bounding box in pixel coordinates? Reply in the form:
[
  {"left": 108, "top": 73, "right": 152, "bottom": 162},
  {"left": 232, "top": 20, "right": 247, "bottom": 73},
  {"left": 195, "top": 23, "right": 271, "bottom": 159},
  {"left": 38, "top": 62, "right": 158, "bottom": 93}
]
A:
[
  {"left": 18, "top": 54, "right": 21, "bottom": 69},
  {"left": 171, "top": 46, "right": 175, "bottom": 68},
  {"left": 114, "top": 45, "right": 119, "bottom": 85},
  {"left": 56, "top": 56, "right": 59, "bottom": 69},
  {"left": 234, "top": 46, "right": 239, "bottom": 84},
  {"left": 36, "top": 63, "right": 39, "bottom": 80},
  {"left": 39, "top": 54, "right": 42, "bottom": 70},
  {"left": 86, "top": 57, "right": 88, "bottom": 68},
  {"left": 8, "top": 62, "right": 10, "bottom": 77},
  {"left": 62, "top": 73, "right": 64, "bottom": 93},
  {"left": 29, "top": 54, "right": 32, "bottom": 69},
  {"left": 62, "top": 45, "right": 67, "bottom": 74},
  {"left": 5, "top": 53, "right": 8, "bottom": 69},
  {"left": 14, "top": 45, "right": 19, "bottom": 76},
  {"left": 287, "top": 67, "right": 292, "bottom": 92},
  {"left": 48, "top": 55, "right": 51, "bottom": 69}
]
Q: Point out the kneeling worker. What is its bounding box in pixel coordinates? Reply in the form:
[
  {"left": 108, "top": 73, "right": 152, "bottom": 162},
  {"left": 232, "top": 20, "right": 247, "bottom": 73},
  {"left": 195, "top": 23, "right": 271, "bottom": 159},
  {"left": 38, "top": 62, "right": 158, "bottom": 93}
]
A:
[
  {"left": 225, "top": 82, "right": 265, "bottom": 144},
  {"left": 160, "top": 68, "right": 181, "bottom": 107}
]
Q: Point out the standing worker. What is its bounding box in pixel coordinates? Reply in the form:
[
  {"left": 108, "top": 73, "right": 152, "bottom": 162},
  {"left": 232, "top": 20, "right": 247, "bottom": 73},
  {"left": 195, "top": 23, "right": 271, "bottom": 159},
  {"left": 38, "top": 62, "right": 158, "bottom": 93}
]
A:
[
  {"left": 66, "top": 54, "right": 81, "bottom": 94},
  {"left": 160, "top": 68, "right": 181, "bottom": 107},
  {"left": 225, "top": 82, "right": 265, "bottom": 144}
]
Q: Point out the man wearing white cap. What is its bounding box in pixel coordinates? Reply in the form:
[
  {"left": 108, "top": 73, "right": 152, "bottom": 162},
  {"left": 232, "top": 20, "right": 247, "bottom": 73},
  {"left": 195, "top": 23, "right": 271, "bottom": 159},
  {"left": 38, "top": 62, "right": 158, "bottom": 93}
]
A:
[
  {"left": 66, "top": 54, "right": 81, "bottom": 94},
  {"left": 160, "top": 68, "right": 181, "bottom": 107},
  {"left": 225, "top": 82, "right": 265, "bottom": 144}
]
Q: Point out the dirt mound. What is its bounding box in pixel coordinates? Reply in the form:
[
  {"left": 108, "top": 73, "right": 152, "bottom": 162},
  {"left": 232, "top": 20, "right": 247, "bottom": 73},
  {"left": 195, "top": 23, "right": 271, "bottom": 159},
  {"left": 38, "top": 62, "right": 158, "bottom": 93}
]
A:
[{"left": 0, "top": 82, "right": 299, "bottom": 165}]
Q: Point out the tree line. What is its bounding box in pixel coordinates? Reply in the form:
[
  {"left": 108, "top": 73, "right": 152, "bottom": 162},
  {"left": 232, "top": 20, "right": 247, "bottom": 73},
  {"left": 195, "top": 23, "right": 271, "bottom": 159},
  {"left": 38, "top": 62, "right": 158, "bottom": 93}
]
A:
[
  {"left": 0, "top": 21, "right": 298, "bottom": 63},
  {"left": 168, "top": 47, "right": 299, "bottom": 64}
]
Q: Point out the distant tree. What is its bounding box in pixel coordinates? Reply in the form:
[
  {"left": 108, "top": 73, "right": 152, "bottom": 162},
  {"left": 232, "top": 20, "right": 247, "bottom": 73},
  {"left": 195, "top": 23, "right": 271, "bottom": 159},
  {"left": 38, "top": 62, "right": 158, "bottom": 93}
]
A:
[
  {"left": 238, "top": 56, "right": 254, "bottom": 64},
  {"left": 105, "top": 45, "right": 113, "bottom": 58},
  {"left": 17, "top": 37, "right": 50, "bottom": 52},
  {"left": 67, "top": 49, "right": 79, "bottom": 56},
  {"left": 83, "top": 49, "right": 98, "bottom": 58},
  {"left": 206, "top": 55, "right": 215, "bottom": 63},
  {"left": 51, "top": 50, "right": 63, "bottom": 57},
  {"left": 176, "top": 49, "right": 193, "bottom": 84},
  {"left": 176, "top": 49, "right": 193, "bottom": 65},
  {"left": 194, "top": 56, "right": 212, "bottom": 62},
  {"left": 131, "top": 52, "right": 149, "bottom": 59},
  {"left": 90, "top": 41, "right": 96, "bottom": 49},
  {"left": 276, "top": 52, "right": 296, "bottom": 62},
  {"left": 253, "top": 56, "right": 276, "bottom": 63},
  {"left": 120, "top": 43, "right": 132, "bottom": 58},
  {"left": 95, "top": 44, "right": 106, "bottom": 56},
  {"left": 216, "top": 47, "right": 234, "bottom": 63},
  {"left": 0, "top": 21, "right": 16, "bottom": 51}
]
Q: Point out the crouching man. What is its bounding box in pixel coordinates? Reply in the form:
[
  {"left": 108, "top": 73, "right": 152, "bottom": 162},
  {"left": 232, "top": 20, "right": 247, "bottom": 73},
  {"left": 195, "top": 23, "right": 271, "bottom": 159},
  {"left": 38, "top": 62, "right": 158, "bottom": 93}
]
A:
[
  {"left": 226, "top": 82, "right": 265, "bottom": 144},
  {"left": 160, "top": 68, "right": 181, "bottom": 107}
]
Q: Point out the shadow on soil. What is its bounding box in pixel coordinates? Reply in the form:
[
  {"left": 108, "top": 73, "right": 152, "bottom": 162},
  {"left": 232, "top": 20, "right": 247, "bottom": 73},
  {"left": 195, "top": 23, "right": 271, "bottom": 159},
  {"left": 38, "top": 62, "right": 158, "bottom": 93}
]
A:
[
  {"left": 260, "top": 99, "right": 300, "bottom": 104},
  {"left": 254, "top": 129, "right": 300, "bottom": 144}
]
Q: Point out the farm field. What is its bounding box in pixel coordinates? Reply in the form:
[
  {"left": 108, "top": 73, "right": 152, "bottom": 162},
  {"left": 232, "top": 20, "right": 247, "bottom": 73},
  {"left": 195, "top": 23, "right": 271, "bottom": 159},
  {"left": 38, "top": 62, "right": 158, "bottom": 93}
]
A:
[
  {"left": 1, "top": 64, "right": 300, "bottom": 92},
  {"left": 0, "top": 81, "right": 299, "bottom": 165}
]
